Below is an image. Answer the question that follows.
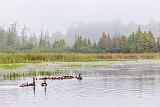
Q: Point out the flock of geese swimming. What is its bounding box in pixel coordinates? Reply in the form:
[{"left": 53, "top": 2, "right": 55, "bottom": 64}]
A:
[{"left": 19, "top": 73, "right": 83, "bottom": 87}]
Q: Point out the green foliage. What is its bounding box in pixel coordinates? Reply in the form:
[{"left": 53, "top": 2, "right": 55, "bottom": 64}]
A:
[
  {"left": 128, "top": 28, "right": 157, "bottom": 52},
  {"left": 0, "top": 63, "right": 26, "bottom": 69},
  {"left": 98, "top": 32, "right": 110, "bottom": 52},
  {"left": 1, "top": 71, "right": 67, "bottom": 80},
  {"left": 52, "top": 38, "right": 69, "bottom": 52},
  {"left": 0, "top": 23, "right": 159, "bottom": 53},
  {"left": 0, "top": 53, "right": 160, "bottom": 64},
  {"left": 157, "top": 37, "right": 160, "bottom": 52},
  {"left": 73, "top": 35, "right": 93, "bottom": 52}
]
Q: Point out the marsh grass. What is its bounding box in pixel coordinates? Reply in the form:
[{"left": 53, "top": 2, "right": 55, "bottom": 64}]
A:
[
  {"left": 1, "top": 71, "right": 70, "bottom": 80},
  {"left": 0, "top": 53, "right": 160, "bottom": 64},
  {"left": 0, "top": 63, "right": 26, "bottom": 69}
]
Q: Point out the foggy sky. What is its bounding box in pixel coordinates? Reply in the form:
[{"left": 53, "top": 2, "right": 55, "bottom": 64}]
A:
[{"left": 0, "top": 0, "right": 160, "bottom": 33}]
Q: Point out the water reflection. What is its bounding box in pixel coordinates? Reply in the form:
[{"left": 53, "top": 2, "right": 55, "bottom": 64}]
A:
[
  {"left": 0, "top": 61, "right": 160, "bottom": 107},
  {"left": 44, "top": 86, "right": 47, "bottom": 95},
  {"left": 33, "top": 86, "right": 36, "bottom": 95}
]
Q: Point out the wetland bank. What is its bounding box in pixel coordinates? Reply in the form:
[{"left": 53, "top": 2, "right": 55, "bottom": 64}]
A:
[{"left": 0, "top": 53, "right": 160, "bottom": 107}]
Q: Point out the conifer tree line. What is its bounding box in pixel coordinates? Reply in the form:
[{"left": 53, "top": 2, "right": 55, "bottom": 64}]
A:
[{"left": 0, "top": 23, "right": 160, "bottom": 53}]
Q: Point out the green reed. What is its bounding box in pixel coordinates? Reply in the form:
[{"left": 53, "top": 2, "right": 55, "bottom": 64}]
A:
[
  {"left": 0, "top": 53, "right": 160, "bottom": 64},
  {"left": 0, "top": 71, "right": 71, "bottom": 80}
]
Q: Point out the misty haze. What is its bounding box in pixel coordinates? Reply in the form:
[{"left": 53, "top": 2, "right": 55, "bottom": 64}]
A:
[{"left": 1, "top": 0, "right": 160, "bottom": 107}]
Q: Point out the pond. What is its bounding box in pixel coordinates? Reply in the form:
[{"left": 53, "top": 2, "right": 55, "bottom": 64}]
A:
[{"left": 0, "top": 60, "right": 160, "bottom": 107}]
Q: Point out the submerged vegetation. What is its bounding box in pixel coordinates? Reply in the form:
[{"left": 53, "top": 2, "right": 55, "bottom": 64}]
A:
[
  {"left": 0, "top": 71, "right": 71, "bottom": 80},
  {"left": 0, "top": 61, "right": 109, "bottom": 79}
]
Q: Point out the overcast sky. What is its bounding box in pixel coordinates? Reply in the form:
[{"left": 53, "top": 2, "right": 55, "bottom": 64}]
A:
[{"left": 0, "top": 0, "right": 160, "bottom": 33}]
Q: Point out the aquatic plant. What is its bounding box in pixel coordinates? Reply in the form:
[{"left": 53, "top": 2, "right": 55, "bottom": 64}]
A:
[
  {"left": 0, "top": 53, "right": 159, "bottom": 64},
  {"left": 0, "top": 71, "right": 71, "bottom": 80},
  {"left": 0, "top": 63, "right": 26, "bottom": 69}
]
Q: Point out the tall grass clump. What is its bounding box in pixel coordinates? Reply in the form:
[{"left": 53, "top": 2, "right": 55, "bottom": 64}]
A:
[
  {"left": 0, "top": 53, "right": 160, "bottom": 64},
  {"left": 1, "top": 70, "right": 72, "bottom": 80}
]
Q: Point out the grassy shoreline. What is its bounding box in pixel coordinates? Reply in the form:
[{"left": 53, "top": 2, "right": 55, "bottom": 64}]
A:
[
  {"left": 0, "top": 63, "right": 26, "bottom": 69},
  {"left": 0, "top": 53, "right": 160, "bottom": 64}
]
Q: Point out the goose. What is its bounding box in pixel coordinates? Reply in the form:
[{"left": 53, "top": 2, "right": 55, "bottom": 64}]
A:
[
  {"left": 19, "top": 77, "right": 36, "bottom": 87},
  {"left": 77, "top": 73, "right": 82, "bottom": 80},
  {"left": 41, "top": 77, "right": 47, "bottom": 86}
]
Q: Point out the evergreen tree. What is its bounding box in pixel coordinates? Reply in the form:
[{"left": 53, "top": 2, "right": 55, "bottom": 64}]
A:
[
  {"left": 145, "top": 30, "right": 157, "bottom": 52},
  {"left": 157, "top": 37, "right": 160, "bottom": 52},
  {"left": 98, "top": 32, "right": 109, "bottom": 52},
  {"left": 73, "top": 34, "right": 93, "bottom": 52}
]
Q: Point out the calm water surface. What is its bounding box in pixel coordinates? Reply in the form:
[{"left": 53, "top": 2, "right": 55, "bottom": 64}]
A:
[{"left": 0, "top": 60, "right": 160, "bottom": 107}]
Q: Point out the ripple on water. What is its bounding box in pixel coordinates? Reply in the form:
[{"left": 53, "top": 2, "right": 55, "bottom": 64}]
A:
[{"left": 1, "top": 61, "right": 160, "bottom": 107}]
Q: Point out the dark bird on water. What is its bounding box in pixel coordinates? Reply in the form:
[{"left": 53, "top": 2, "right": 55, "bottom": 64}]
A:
[
  {"left": 77, "top": 73, "right": 83, "bottom": 80},
  {"left": 41, "top": 77, "right": 47, "bottom": 86},
  {"left": 19, "top": 77, "right": 36, "bottom": 87}
]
